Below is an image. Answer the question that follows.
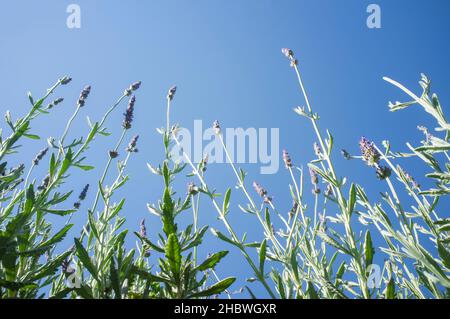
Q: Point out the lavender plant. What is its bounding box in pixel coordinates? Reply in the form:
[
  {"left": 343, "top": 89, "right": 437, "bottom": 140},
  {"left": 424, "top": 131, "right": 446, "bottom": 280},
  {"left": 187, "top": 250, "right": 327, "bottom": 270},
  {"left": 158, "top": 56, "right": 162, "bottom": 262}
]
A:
[
  {"left": 133, "top": 86, "right": 236, "bottom": 298},
  {"left": 0, "top": 77, "right": 142, "bottom": 298},
  {"left": 174, "top": 49, "right": 449, "bottom": 299},
  {"left": 1, "top": 48, "right": 449, "bottom": 299}
]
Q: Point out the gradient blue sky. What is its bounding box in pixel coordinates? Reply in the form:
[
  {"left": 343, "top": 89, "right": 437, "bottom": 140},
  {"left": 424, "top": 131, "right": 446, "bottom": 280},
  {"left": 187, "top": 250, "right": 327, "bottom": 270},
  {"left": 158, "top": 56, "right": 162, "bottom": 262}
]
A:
[{"left": 1, "top": 0, "right": 449, "bottom": 297}]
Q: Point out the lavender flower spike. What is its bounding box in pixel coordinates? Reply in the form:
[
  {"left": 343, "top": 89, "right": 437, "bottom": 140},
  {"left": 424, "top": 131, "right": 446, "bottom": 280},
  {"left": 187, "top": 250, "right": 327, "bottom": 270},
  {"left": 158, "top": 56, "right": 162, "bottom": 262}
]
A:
[
  {"left": 359, "top": 137, "right": 380, "bottom": 167},
  {"left": 167, "top": 85, "right": 177, "bottom": 101},
  {"left": 122, "top": 95, "right": 136, "bottom": 129},
  {"left": 282, "top": 149, "right": 293, "bottom": 168},
  {"left": 253, "top": 181, "right": 272, "bottom": 204},
  {"left": 139, "top": 219, "right": 147, "bottom": 238},
  {"left": 213, "top": 120, "right": 221, "bottom": 135},
  {"left": 32, "top": 147, "right": 49, "bottom": 165},
  {"left": 77, "top": 85, "right": 91, "bottom": 107},
  {"left": 124, "top": 81, "right": 141, "bottom": 96},
  {"left": 126, "top": 135, "right": 139, "bottom": 153}
]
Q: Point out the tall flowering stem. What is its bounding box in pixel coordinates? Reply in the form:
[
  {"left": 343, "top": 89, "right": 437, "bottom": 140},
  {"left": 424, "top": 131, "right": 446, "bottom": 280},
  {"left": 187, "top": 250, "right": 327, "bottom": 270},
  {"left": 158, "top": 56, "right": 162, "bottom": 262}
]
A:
[
  {"left": 286, "top": 48, "right": 370, "bottom": 298},
  {"left": 215, "top": 128, "right": 284, "bottom": 253},
  {"left": 171, "top": 131, "right": 276, "bottom": 298}
]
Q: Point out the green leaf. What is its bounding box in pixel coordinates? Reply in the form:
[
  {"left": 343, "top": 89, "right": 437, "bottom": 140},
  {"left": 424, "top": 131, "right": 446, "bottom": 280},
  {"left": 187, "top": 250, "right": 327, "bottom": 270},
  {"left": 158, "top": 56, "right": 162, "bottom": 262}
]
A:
[
  {"left": 437, "top": 241, "right": 450, "bottom": 270},
  {"left": 0, "top": 279, "right": 37, "bottom": 290},
  {"left": 162, "top": 161, "right": 170, "bottom": 187},
  {"left": 188, "top": 277, "right": 235, "bottom": 298},
  {"left": 259, "top": 239, "right": 267, "bottom": 274},
  {"left": 385, "top": 278, "right": 396, "bottom": 299},
  {"left": 222, "top": 188, "right": 231, "bottom": 215},
  {"left": 41, "top": 208, "right": 77, "bottom": 216},
  {"left": 161, "top": 187, "right": 176, "bottom": 236},
  {"left": 74, "top": 238, "right": 99, "bottom": 282},
  {"left": 211, "top": 228, "right": 240, "bottom": 247},
  {"left": 74, "top": 164, "right": 95, "bottom": 171},
  {"left": 49, "top": 287, "right": 74, "bottom": 299},
  {"left": 272, "top": 271, "right": 286, "bottom": 299},
  {"left": 27, "top": 250, "right": 71, "bottom": 281},
  {"left": 182, "top": 226, "right": 208, "bottom": 251},
  {"left": 364, "top": 230, "right": 375, "bottom": 267},
  {"left": 85, "top": 122, "right": 99, "bottom": 145},
  {"left": 19, "top": 224, "right": 73, "bottom": 256},
  {"left": 110, "top": 257, "right": 121, "bottom": 299},
  {"left": 196, "top": 251, "right": 229, "bottom": 272},
  {"left": 165, "top": 234, "right": 182, "bottom": 282},
  {"left": 107, "top": 198, "right": 126, "bottom": 221},
  {"left": 49, "top": 153, "right": 56, "bottom": 177},
  {"left": 307, "top": 281, "right": 319, "bottom": 299},
  {"left": 88, "top": 212, "right": 100, "bottom": 240},
  {"left": 335, "top": 261, "right": 346, "bottom": 281},
  {"left": 134, "top": 232, "right": 164, "bottom": 253},
  {"left": 58, "top": 148, "right": 73, "bottom": 178},
  {"left": 23, "top": 133, "right": 40, "bottom": 140},
  {"left": 245, "top": 286, "right": 257, "bottom": 299},
  {"left": 348, "top": 183, "right": 357, "bottom": 217}
]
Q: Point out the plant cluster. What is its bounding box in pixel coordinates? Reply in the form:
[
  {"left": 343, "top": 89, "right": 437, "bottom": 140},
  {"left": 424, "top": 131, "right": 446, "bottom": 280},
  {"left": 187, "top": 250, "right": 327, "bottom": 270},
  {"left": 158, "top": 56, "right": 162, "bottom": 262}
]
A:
[{"left": 0, "top": 48, "right": 449, "bottom": 299}]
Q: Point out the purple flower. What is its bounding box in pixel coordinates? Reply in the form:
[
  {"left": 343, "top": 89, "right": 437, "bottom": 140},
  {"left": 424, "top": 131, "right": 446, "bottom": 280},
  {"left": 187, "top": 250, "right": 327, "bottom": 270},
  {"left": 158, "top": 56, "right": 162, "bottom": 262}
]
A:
[
  {"left": 37, "top": 174, "right": 50, "bottom": 191},
  {"left": 213, "top": 120, "right": 221, "bottom": 134},
  {"left": 78, "top": 184, "right": 89, "bottom": 201},
  {"left": 282, "top": 149, "right": 293, "bottom": 168},
  {"left": 61, "top": 259, "right": 74, "bottom": 275},
  {"left": 167, "top": 85, "right": 177, "bottom": 101},
  {"left": 309, "top": 168, "right": 320, "bottom": 194},
  {"left": 77, "top": 85, "right": 91, "bottom": 107},
  {"left": 60, "top": 76, "right": 72, "bottom": 85},
  {"left": 122, "top": 95, "right": 136, "bottom": 129},
  {"left": 187, "top": 182, "right": 199, "bottom": 196},
  {"left": 124, "top": 81, "right": 141, "bottom": 96},
  {"left": 126, "top": 135, "right": 139, "bottom": 153},
  {"left": 139, "top": 219, "right": 147, "bottom": 238},
  {"left": 359, "top": 137, "right": 380, "bottom": 167},
  {"left": 32, "top": 147, "right": 49, "bottom": 165},
  {"left": 109, "top": 150, "right": 119, "bottom": 159},
  {"left": 281, "top": 48, "right": 297, "bottom": 66},
  {"left": 288, "top": 201, "right": 298, "bottom": 218},
  {"left": 74, "top": 184, "right": 89, "bottom": 209},
  {"left": 376, "top": 166, "right": 391, "bottom": 180},
  {"left": 253, "top": 181, "right": 272, "bottom": 204},
  {"left": 281, "top": 48, "right": 293, "bottom": 58},
  {"left": 48, "top": 97, "right": 64, "bottom": 109},
  {"left": 313, "top": 142, "right": 322, "bottom": 157},
  {"left": 341, "top": 149, "right": 351, "bottom": 160}
]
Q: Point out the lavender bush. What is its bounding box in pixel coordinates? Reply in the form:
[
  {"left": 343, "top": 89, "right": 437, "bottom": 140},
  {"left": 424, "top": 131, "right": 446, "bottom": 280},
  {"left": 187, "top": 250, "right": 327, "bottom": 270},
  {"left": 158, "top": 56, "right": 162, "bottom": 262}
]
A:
[{"left": 0, "top": 48, "right": 449, "bottom": 299}]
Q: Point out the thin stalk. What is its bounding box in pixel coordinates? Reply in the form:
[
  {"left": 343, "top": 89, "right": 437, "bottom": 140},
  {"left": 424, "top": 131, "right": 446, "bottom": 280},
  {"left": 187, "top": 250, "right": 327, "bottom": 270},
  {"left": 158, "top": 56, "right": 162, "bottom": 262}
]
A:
[
  {"left": 23, "top": 164, "right": 35, "bottom": 191},
  {"left": 172, "top": 133, "right": 276, "bottom": 298},
  {"left": 313, "top": 192, "right": 319, "bottom": 229},
  {"left": 0, "top": 78, "right": 63, "bottom": 161},
  {"left": 211, "top": 269, "right": 232, "bottom": 299},
  {"left": 60, "top": 106, "right": 81, "bottom": 153},
  {"left": 286, "top": 167, "right": 306, "bottom": 249},
  {"left": 217, "top": 133, "right": 284, "bottom": 253},
  {"left": 73, "top": 94, "right": 128, "bottom": 160},
  {"left": 191, "top": 192, "right": 200, "bottom": 267},
  {"left": 374, "top": 144, "right": 438, "bottom": 236},
  {"left": 166, "top": 98, "right": 171, "bottom": 134},
  {"left": 292, "top": 62, "right": 369, "bottom": 299},
  {"left": 91, "top": 129, "right": 127, "bottom": 214}
]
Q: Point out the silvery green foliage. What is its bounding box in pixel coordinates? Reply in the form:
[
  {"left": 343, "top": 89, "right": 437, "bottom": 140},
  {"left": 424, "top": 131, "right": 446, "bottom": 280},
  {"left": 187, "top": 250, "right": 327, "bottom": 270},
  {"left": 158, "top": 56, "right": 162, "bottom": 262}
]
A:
[
  {"left": 1, "top": 53, "right": 449, "bottom": 299},
  {"left": 0, "top": 78, "right": 143, "bottom": 299},
  {"left": 132, "top": 90, "right": 235, "bottom": 298},
  {"left": 182, "top": 50, "right": 449, "bottom": 299}
]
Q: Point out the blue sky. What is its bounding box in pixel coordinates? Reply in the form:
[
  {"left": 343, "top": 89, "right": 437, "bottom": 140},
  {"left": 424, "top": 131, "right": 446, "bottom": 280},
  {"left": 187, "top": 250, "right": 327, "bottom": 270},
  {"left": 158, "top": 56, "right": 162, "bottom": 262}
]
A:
[{"left": 1, "top": 0, "right": 449, "bottom": 297}]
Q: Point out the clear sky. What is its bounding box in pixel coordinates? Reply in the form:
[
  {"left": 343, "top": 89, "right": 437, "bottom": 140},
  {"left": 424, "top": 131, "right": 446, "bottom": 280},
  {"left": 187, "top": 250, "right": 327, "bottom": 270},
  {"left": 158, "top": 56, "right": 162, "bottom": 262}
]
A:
[{"left": 1, "top": 0, "right": 449, "bottom": 297}]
